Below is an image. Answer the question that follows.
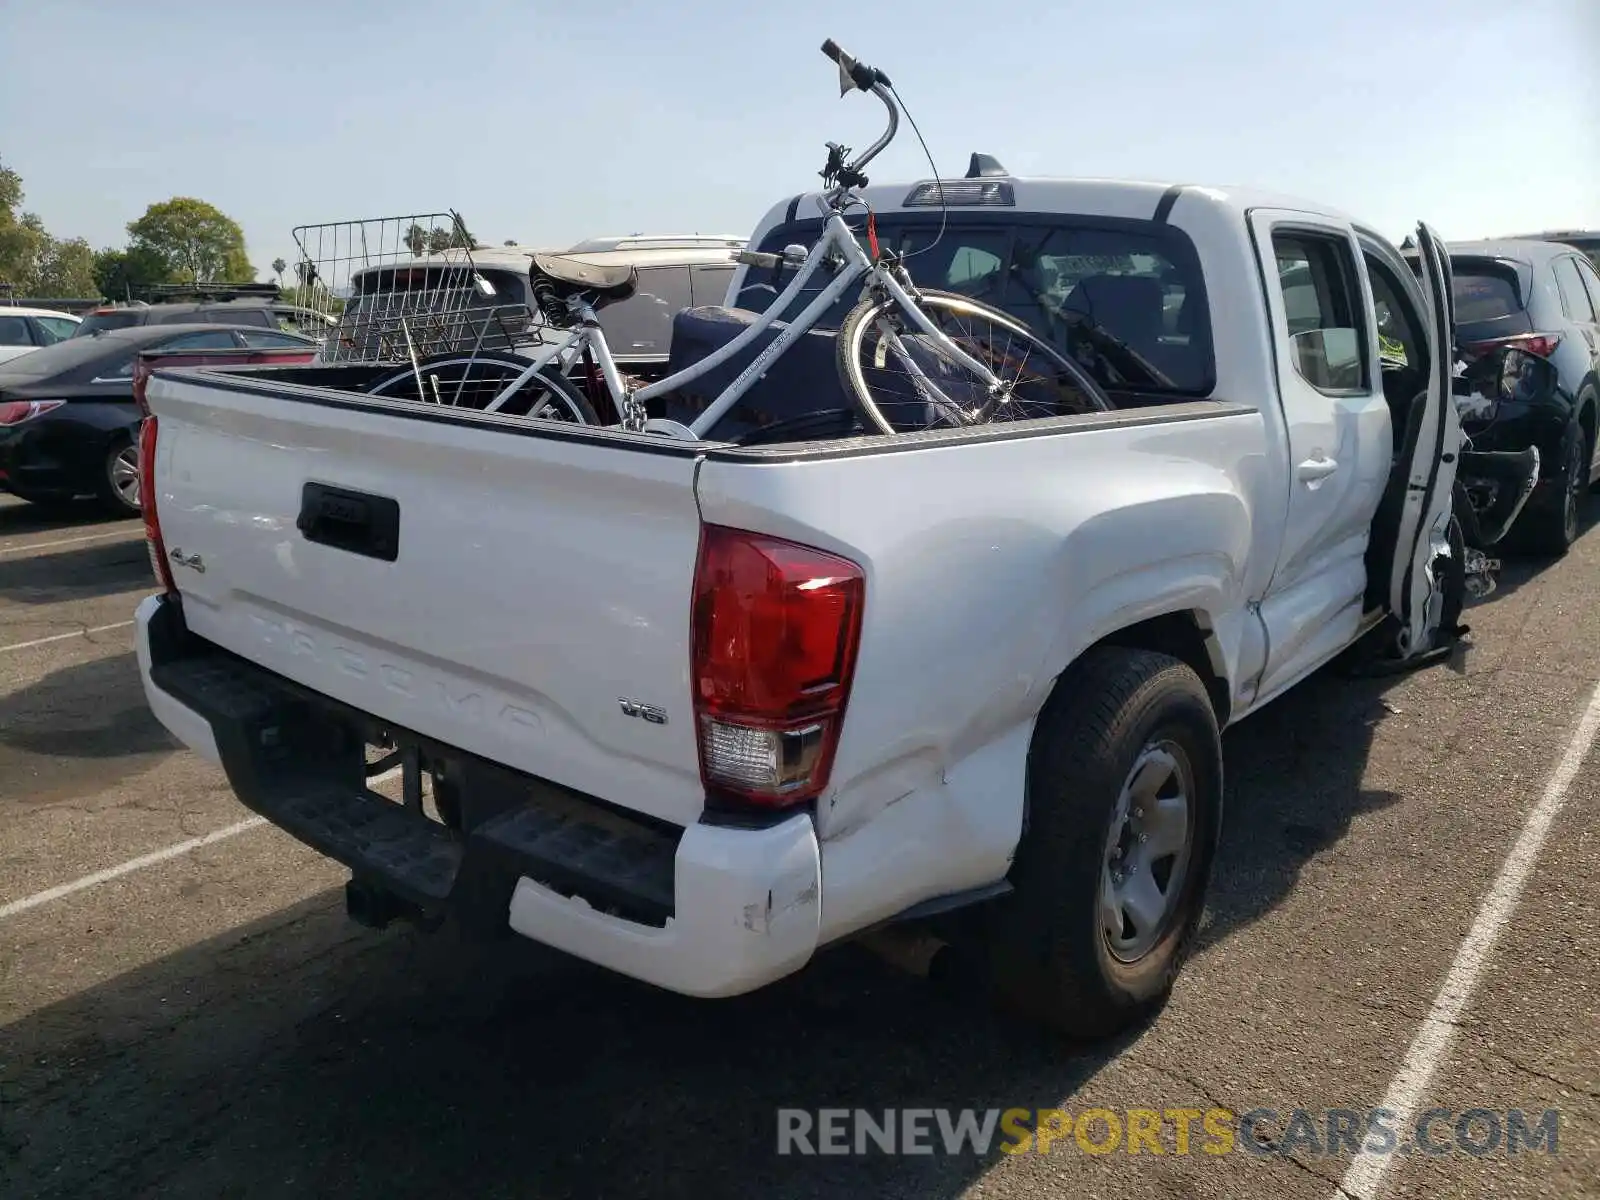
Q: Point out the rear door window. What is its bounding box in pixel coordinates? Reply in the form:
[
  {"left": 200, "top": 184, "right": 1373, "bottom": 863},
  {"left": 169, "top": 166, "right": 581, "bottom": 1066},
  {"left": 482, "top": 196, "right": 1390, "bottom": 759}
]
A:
[
  {"left": 34, "top": 316, "right": 78, "bottom": 344},
  {"left": 1271, "top": 232, "right": 1369, "bottom": 393},
  {"left": 0, "top": 315, "right": 34, "bottom": 345},
  {"left": 1553, "top": 256, "right": 1597, "bottom": 323},
  {"left": 1575, "top": 255, "right": 1600, "bottom": 318}
]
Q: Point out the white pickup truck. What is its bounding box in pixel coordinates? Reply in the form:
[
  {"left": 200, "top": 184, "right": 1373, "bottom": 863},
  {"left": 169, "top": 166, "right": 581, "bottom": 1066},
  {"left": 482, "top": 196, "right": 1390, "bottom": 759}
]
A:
[{"left": 135, "top": 172, "right": 1510, "bottom": 1039}]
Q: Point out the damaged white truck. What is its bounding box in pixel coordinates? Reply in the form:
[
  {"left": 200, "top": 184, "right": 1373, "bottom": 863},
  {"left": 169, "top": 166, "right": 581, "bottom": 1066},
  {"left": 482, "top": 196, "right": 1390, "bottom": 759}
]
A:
[{"left": 132, "top": 46, "right": 1530, "bottom": 1038}]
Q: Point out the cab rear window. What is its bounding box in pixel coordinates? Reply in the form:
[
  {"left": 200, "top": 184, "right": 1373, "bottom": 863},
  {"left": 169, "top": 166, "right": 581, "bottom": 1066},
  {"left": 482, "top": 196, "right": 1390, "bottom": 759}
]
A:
[{"left": 732, "top": 215, "right": 1214, "bottom": 396}]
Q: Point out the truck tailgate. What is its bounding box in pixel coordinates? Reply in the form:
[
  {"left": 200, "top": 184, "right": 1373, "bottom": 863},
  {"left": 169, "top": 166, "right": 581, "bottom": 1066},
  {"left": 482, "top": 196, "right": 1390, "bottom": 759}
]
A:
[{"left": 147, "top": 374, "right": 707, "bottom": 826}]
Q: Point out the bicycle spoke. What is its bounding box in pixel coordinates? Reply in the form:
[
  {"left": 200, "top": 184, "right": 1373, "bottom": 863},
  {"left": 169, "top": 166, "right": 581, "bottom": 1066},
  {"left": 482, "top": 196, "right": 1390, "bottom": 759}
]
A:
[{"left": 840, "top": 289, "right": 1113, "bottom": 435}]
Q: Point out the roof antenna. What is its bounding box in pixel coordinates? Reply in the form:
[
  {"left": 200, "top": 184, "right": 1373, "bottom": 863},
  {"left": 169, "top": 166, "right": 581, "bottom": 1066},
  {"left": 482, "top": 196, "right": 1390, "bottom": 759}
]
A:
[{"left": 965, "top": 153, "right": 1008, "bottom": 179}]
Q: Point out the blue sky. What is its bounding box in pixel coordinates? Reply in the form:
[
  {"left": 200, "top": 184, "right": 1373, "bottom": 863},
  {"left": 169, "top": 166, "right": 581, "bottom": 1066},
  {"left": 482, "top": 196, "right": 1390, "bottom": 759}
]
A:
[{"left": 2, "top": 0, "right": 1596, "bottom": 279}]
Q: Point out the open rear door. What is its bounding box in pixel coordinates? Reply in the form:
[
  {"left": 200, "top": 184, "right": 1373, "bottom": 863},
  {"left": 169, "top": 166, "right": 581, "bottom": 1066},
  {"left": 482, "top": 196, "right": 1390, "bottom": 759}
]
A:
[{"left": 1388, "top": 221, "right": 1463, "bottom": 657}]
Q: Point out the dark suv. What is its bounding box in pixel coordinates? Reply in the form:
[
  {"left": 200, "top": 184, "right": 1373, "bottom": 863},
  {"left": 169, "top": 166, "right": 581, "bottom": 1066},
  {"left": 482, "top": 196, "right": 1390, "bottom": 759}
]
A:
[
  {"left": 1406, "top": 238, "right": 1600, "bottom": 555},
  {"left": 1507, "top": 229, "right": 1600, "bottom": 274},
  {"left": 72, "top": 298, "right": 330, "bottom": 340}
]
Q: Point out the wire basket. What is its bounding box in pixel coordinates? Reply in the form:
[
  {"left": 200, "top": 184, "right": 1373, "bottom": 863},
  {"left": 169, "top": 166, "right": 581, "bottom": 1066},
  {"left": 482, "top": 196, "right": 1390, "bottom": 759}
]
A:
[{"left": 289, "top": 211, "right": 544, "bottom": 365}]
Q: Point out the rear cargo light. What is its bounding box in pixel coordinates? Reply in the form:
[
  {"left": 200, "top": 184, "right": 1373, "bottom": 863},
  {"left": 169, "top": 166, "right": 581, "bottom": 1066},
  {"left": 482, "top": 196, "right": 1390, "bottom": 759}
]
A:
[
  {"left": 1462, "top": 332, "right": 1563, "bottom": 359},
  {"left": 691, "top": 525, "right": 865, "bottom": 808},
  {"left": 138, "top": 416, "right": 177, "bottom": 595},
  {"left": 0, "top": 399, "right": 66, "bottom": 425}
]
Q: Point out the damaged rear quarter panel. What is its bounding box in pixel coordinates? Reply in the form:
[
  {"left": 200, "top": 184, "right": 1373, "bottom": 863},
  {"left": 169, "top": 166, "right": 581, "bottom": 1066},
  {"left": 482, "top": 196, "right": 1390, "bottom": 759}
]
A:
[{"left": 697, "top": 413, "right": 1261, "bottom": 945}]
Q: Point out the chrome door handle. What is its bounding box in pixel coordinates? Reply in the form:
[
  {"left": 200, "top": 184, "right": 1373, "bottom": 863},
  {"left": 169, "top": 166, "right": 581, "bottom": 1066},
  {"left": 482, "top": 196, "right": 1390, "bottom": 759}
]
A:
[{"left": 1297, "top": 454, "right": 1340, "bottom": 483}]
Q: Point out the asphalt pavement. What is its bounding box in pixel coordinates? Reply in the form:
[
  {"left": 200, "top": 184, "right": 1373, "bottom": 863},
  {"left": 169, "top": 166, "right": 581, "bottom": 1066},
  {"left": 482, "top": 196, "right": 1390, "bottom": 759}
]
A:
[{"left": 0, "top": 491, "right": 1596, "bottom": 1200}]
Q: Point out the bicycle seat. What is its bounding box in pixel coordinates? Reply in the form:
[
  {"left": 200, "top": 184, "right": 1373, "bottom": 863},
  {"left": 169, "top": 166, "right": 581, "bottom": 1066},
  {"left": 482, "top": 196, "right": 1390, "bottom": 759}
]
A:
[{"left": 528, "top": 253, "right": 639, "bottom": 309}]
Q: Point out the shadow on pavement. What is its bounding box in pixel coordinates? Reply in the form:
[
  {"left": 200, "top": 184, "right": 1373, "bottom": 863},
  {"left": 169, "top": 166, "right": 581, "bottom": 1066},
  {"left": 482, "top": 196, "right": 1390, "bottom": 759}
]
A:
[
  {"left": 0, "top": 651, "right": 177, "bottom": 807},
  {"left": 0, "top": 538, "right": 152, "bottom": 606},
  {"left": 1467, "top": 504, "right": 1599, "bottom": 606},
  {"left": 0, "top": 655, "right": 1444, "bottom": 1200},
  {"left": 1197, "top": 669, "right": 1407, "bottom": 952},
  {"left": 0, "top": 498, "right": 132, "bottom": 539},
  {"left": 1, "top": 895, "right": 1118, "bottom": 1200}
]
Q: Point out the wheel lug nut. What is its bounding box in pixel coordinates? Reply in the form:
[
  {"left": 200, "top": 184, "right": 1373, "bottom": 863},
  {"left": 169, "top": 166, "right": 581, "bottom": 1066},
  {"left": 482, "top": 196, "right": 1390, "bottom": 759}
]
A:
[
  {"left": 1133, "top": 807, "right": 1144, "bottom": 819},
  {"left": 1139, "top": 833, "right": 1148, "bottom": 844}
]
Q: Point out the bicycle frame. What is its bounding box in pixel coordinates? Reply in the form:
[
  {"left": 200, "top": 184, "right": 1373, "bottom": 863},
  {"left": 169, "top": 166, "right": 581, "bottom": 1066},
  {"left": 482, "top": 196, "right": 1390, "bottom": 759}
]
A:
[{"left": 484, "top": 74, "right": 1004, "bottom": 438}]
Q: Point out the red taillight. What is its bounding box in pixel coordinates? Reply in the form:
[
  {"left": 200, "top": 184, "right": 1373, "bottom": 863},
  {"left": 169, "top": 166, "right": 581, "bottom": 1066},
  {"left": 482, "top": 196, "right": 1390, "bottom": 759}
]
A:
[
  {"left": 0, "top": 399, "right": 66, "bottom": 425},
  {"left": 1462, "top": 332, "right": 1563, "bottom": 360},
  {"left": 139, "top": 416, "right": 177, "bottom": 595},
  {"left": 691, "top": 525, "right": 865, "bottom": 808}
]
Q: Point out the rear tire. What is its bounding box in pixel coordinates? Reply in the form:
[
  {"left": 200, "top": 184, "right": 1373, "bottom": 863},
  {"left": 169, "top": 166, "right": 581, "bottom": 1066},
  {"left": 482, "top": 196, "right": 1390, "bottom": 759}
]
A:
[
  {"left": 835, "top": 288, "right": 1112, "bottom": 434},
  {"left": 95, "top": 436, "right": 142, "bottom": 517},
  {"left": 1518, "top": 418, "right": 1587, "bottom": 557},
  {"left": 367, "top": 351, "right": 599, "bottom": 425},
  {"left": 982, "top": 647, "right": 1222, "bottom": 1039}
]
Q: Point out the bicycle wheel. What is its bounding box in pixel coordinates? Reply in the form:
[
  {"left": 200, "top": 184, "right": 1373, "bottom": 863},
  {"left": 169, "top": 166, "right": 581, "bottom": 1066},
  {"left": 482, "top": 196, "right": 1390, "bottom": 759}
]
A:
[
  {"left": 366, "top": 350, "right": 599, "bottom": 425},
  {"left": 836, "top": 288, "right": 1113, "bottom": 435}
]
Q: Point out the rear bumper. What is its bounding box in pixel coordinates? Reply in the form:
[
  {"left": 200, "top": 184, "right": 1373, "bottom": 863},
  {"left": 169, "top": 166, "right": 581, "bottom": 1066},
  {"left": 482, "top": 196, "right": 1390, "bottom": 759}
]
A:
[
  {"left": 134, "top": 593, "right": 822, "bottom": 998},
  {"left": 0, "top": 423, "right": 94, "bottom": 498}
]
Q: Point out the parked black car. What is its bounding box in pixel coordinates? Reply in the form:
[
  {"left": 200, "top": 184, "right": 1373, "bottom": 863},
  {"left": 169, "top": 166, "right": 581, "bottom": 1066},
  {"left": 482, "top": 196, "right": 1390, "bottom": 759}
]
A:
[
  {"left": 1405, "top": 238, "right": 1600, "bottom": 555},
  {"left": 0, "top": 323, "right": 315, "bottom": 515},
  {"left": 1506, "top": 229, "right": 1600, "bottom": 274},
  {"left": 70, "top": 293, "right": 331, "bottom": 341}
]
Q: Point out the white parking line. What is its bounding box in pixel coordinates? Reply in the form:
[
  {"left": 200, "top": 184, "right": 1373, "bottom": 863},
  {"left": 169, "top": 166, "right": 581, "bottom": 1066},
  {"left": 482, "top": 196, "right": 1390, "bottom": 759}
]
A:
[
  {"left": 0, "top": 768, "right": 404, "bottom": 920},
  {"left": 1335, "top": 675, "right": 1600, "bottom": 1200},
  {"left": 0, "top": 620, "right": 135, "bottom": 655},
  {"left": 0, "top": 816, "right": 269, "bottom": 921},
  {"left": 0, "top": 528, "right": 138, "bottom": 556}
]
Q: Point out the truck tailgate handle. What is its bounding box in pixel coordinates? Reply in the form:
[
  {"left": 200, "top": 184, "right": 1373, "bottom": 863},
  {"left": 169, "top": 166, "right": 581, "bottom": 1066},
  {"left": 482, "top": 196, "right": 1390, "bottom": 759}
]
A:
[
  {"left": 296, "top": 482, "right": 400, "bottom": 562},
  {"left": 1296, "top": 454, "right": 1340, "bottom": 484}
]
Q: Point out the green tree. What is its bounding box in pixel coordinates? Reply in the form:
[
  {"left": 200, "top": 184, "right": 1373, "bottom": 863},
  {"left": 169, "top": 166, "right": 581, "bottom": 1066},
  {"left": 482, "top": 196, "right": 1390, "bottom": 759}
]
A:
[
  {"left": 127, "top": 197, "right": 255, "bottom": 284},
  {"left": 404, "top": 218, "right": 476, "bottom": 257},
  {"left": 92, "top": 245, "right": 171, "bottom": 301},
  {"left": 271, "top": 256, "right": 287, "bottom": 285},
  {"left": 0, "top": 158, "right": 53, "bottom": 292},
  {"left": 34, "top": 237, "right": 98, "bottom": 296}
]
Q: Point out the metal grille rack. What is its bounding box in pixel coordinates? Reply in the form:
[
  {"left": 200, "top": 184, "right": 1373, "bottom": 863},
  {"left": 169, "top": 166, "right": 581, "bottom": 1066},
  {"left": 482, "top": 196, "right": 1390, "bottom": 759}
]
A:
[{"left": 290, "top": 211, "right": 543, "bottom": 366}]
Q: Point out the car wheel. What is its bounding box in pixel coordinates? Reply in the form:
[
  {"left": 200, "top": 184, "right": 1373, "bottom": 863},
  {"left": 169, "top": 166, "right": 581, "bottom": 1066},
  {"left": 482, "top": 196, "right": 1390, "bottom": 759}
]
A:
[
  {"left": 96, "top": 437, "right": 142, "bottom": 517},
  {"left": 1518, "top": 420, "right": 1587, "bottom": 557},
  {"left": 982, "top": 646, "right": 1223, "bottom": 1039}
]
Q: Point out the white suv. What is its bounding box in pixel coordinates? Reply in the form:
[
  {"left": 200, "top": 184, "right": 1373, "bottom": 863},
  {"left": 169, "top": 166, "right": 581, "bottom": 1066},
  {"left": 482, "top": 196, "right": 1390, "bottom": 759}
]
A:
[
  {"left": 0, "top": 306, "right": 81, "bottom": 364},
  {"left": 344, "top": 233, "right": 747, "bottom": 376}
]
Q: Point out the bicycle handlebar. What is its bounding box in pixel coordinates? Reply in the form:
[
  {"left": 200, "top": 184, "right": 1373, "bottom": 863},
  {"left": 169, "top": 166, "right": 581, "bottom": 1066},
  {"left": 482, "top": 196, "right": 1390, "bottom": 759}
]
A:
[
  {"left": 820, "top": 38, "right": 892, "bottom": 91},
  {"left": 819, "top": 39, "right": 899, "bottom": 192}
]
